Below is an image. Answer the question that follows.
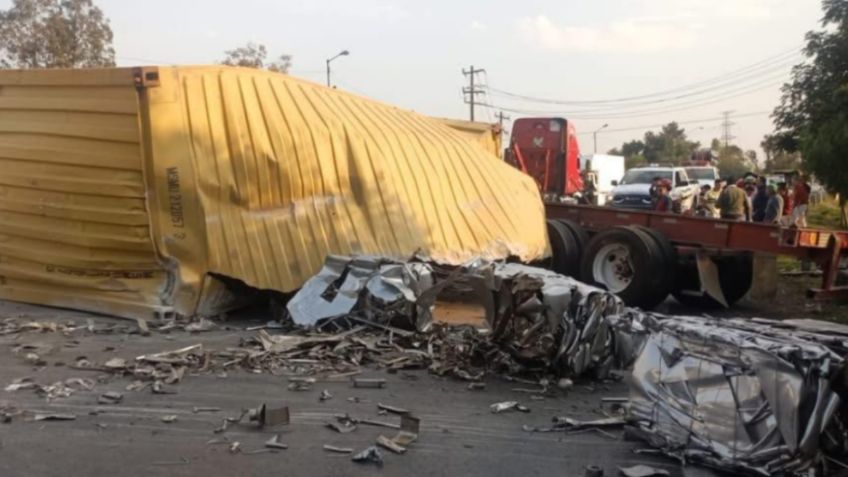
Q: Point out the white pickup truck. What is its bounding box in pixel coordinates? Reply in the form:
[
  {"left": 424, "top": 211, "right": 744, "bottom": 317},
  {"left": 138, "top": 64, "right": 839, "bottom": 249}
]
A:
[{"left": 609, "top": 166, "right": 701, "bottom": 211}]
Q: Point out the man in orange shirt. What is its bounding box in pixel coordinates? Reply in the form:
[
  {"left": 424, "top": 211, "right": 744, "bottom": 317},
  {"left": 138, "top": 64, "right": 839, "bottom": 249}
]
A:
[{"left": 792, "top": 174, "right": 811, "bottom": 227}]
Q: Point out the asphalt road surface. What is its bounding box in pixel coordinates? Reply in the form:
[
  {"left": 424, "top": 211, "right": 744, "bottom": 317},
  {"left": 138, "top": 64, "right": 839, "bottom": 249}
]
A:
[{"left": 0, "top": 300, "right": 713, "bottom": 477}]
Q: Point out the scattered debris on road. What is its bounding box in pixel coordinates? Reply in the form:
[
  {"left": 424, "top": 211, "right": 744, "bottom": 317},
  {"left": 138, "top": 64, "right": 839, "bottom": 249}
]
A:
[
  {"left": 265, "top": 434, "right": 288, "bottom": 450},
  {"left": 618, "top": 465, "right": 670, "bottom": 477},
  {"left": 323, "top": 444, "right": 354, "bottom": 454},
  {"left": 351, "top": 446, "right": 384, "bottom": 466},
  {"left": 490, "top": 401, "right": 530, "bottom": 413}
]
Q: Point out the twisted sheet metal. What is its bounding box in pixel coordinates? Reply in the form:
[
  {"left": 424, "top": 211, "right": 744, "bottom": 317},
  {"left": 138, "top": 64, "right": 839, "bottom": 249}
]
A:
[{"left": 620, "top": 313, "right": 847, "bottom": 476}]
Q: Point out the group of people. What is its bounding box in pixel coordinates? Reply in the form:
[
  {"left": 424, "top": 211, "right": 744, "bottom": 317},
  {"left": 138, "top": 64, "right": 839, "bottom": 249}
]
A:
[{"left": 654, "top": 174, "right": 811, "bottom": 227}]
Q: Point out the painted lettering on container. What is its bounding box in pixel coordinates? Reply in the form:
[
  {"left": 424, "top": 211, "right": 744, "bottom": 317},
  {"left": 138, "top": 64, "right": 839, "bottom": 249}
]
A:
[{"left": 167, "top": 167, "right": 185, "bottom": 228}]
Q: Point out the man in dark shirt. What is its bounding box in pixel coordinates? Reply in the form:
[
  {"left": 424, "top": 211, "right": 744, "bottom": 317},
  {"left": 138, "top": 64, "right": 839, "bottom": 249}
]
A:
[
  {"left": 751, "top": 181, "right": 769, "bottom": 222},
  {"left": 764, "top": 185, "right": 784, "bottom": 223}
]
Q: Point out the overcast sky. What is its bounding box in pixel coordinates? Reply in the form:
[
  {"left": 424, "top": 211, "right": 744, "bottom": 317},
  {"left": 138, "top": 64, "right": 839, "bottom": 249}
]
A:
[{"left": 3, "top": 0, "right": 824, "bottom": 158}]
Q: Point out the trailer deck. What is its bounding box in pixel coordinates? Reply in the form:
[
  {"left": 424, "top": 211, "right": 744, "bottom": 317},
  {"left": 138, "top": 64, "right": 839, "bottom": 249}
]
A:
[{"left": 544, "top": 202, "right": 848, "bottom": 306}]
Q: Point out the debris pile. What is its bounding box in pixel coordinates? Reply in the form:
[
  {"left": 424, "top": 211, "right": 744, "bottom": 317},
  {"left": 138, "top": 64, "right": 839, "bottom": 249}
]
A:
[
  {"left": 286, "top": 256, "right": 624, "bottom": 379},
  {"left": 621, "top": 313, "right": 848, "bottom": 476}
]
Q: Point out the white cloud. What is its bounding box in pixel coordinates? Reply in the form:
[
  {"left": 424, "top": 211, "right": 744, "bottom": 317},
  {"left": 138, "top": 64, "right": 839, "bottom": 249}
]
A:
[
  {"left": 633, "top": 0, "right": 777, "bottom": 20},
  {"left": 470, "top": 20, "right": 487, "bottom": 31},
  {"left": 516, "top": 15, "right": 699, "bottom": 53}
]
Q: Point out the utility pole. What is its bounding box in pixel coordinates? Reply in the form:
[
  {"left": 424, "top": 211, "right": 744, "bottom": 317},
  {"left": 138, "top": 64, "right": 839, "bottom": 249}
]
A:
[
  {"left": 462, "top": 65, "right": 486, "bottom": 121},
  {"left": 720, "top": 110, "right": 736, "bottom": 149},
  {"left": 495, "top": 111, "right": 510, "bottom": 130}
]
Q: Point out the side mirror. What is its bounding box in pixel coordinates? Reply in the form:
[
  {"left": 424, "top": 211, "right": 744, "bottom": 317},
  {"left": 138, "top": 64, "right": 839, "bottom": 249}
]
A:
[{"left": 611, "top": 180, "right": 618, "bottom": 186}]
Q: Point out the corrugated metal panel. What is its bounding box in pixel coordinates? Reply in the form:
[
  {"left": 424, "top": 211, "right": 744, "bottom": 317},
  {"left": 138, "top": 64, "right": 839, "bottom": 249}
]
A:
[
  {"left": 143, "top": 67, "right": 547, "bottom": 305},
  {"left": 0, "top": 68, "right": 173, "bottom": 318},
  {"left": 435, "top": 117, "right": 503, "bottom": 158},
  {"left": 0, "top": 66, "right": 547, "bottom": 319}
]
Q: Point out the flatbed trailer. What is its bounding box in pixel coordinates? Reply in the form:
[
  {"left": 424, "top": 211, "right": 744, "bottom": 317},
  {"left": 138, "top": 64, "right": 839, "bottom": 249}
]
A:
[{"left": 543, "top": 202, "right": 848, "bottom": 309}]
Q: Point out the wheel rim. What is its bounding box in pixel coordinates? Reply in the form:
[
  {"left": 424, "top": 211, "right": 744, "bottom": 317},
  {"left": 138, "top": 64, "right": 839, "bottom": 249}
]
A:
[{"left": 592, "top": 243, "right": 634, "bottom": 293}]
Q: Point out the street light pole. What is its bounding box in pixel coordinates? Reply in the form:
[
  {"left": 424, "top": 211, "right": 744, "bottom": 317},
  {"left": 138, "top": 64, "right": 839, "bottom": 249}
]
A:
[
  {"left": 593, "top": 123, "right": 609, "bottom": 154},
  {"left": 325, "top": 50, "right": 350, "bottom": 87}
]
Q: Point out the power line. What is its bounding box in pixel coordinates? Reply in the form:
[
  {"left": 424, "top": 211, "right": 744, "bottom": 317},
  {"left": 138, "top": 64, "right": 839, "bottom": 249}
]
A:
[
  {"left": 482, "top": 46, "right": 801, "bottom": 106},
  {"left": 485, "top": 56, "right": 797, "bottom": 112},
  {"left": 480, "top": 76, "right": 786, "bottom": 120},
  {"left": 571, "top": 111, "right": 770, "bottom": 135}
]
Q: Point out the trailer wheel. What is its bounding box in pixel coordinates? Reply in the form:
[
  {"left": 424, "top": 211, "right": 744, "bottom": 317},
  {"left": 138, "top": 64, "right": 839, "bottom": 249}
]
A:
[
  {"left": 580, "top": 226, "right": 669, "bottom": 309},
  {"left": 546, "top": 219, "right": 581, "bottom": 277},
  {"left": 633, "top": 226, "right": 677, "bottom": 301},
  {"left": 672, "top": 254, "right": 754, "bottom": 308},
  {"left": 556, "top": 219, "right": 589, "bottom": 256}
]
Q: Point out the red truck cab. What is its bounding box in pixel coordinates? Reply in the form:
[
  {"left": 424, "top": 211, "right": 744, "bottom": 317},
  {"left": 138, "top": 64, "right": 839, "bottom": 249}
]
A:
[{"left": 507, "top": 117, "right": 583, "bottom": 200}]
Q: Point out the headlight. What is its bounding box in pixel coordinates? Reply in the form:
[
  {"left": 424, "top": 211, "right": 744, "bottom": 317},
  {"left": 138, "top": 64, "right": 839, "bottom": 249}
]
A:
[
  {"left": 641, "top": 198, "right": 652, "bottom": 204},
  {"left": 612, "top": 196, "right": 624, "bottom": 203}
]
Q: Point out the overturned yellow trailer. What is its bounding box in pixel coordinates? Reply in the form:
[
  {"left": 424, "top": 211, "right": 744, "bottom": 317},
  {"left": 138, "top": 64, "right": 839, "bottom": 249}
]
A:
[{"left": 0, "top": 66, "right": 548, "bottom": 319}]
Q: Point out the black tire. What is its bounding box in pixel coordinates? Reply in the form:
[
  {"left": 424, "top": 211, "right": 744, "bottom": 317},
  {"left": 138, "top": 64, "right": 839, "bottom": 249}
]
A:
[
  {"left": 633, "top": 226, "right": 677, "bottom": 302},
  {"left": 579, "top": 226, "right": 669, "bottom": 309},
  {"left": 556, "top": 219, "right": 589, "bottom": 258},
  {"left": 672, "top": 254, "right": 754, "bottom": 308},
  {"left": 546, "top": 219, "right": 581, "bottom": 277}
]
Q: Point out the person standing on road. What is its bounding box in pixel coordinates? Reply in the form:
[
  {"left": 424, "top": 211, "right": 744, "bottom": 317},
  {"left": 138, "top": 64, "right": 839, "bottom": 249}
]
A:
[
  {"left": 653, "top": 181, "right": 673, "bottom": 213},
  {"left": 717, "top": 176, "right": 751, "bottom": 221},
  {"left": 707, "top": 179, "right": 723, "bottom": 218},
  {"left": 792, "top": 174, "right": 811, "bottom": 227},
  {"left": 764, "top": 185, "right": 784, "bottom": 224},
  {"left": 751, "top": 179, "right": 769, "bottom": 222},
  {"left": 778, "top": 182, "right": 793, "bottom": 222}
]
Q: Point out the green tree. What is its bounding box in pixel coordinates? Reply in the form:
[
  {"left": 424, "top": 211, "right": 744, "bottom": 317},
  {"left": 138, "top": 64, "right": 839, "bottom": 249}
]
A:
[
  {"left": 642, "top": 122, "right": 699, "bottom": 164},
  {"left": 760, "top": 133, "right": 801, "bottom": 172},
  {"left": 0, "top": 0, "right": 115, "bottom": 68},
  {"left": 221, "top": 42, "right": 292, "bottom": 73},
  {"left": 773, "top": 0, "right": 848, "bottom": 225}
]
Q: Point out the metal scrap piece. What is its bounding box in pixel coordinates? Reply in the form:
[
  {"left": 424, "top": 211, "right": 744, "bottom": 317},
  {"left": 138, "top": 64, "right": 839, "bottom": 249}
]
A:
[
  {"left": 376, "top": 435, "right": 406, "bottom": 454},
  {"left": 98, "top": 391, "right": 123, "bottom": 404},
  {"left": 326, "top": 421, "right": 357, "bottom": 434},
  {"left": 265, "top": 434, "right": 288, "bottom": 450},
  {"left": 352, "top": 446, "right": 383, "bottom": 466},
  {"left": 161, "top": 415, "right": 178, "bottom": 423},
  {"left": 377, "top": 402, "right": 408, "bottom": 415},
  {"left": 618, "top": 465, "right": 670, "bottom": 477},
  {"left": 323, "top": 445, "right": 353, "bottom": 454},
  {"left": 193, "top": 406, "right": 221, "bottom": 413},
  {"left": 247, "top": 404, "right": 290, "bottom": 428},
  {"left": 377, "top": 414, "right": 420, "bottom": 454},
  {"left": 34, "top": 413, "right": 76, "bottom": 421},
  {"left": 319, "top": 389, "right": 332, "bottom": 401},
  {"left": 490, "top": 401, "right": 529, "bottom": 414}
]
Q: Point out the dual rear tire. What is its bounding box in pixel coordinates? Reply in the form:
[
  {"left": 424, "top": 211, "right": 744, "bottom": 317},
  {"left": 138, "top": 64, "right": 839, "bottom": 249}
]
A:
[{"left": 546, "top": 221, "right": 750, "bottom": 310}]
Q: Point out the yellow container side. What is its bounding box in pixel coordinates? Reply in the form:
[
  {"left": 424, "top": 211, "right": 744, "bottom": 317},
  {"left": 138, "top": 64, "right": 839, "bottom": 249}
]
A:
[
  {"left": 434, "top": 117, "right": 503, "bottom": 158},
  {"left": 0, "top": 66, "right": 548, "bottom": 319},
  {"left": 0, "top": 68, "right": 173, "bottom": 318}
]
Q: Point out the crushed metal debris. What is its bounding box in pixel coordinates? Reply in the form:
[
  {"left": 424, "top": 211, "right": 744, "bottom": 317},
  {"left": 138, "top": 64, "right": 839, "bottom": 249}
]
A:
[
  {"left": 619, "top": 312, "right": 848, "bottom": 477},
  {"left": 5, "top": 255, "right": 848, "bottom": 476},
  {"left": 490, "top": 401, "right": 530, "bottom": 414},
  {"left": 351, "top": 446, "right": 384, "bottom": 466},
  {"left": 618, "top": 465, "right": 669, "bottom": 477}
]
